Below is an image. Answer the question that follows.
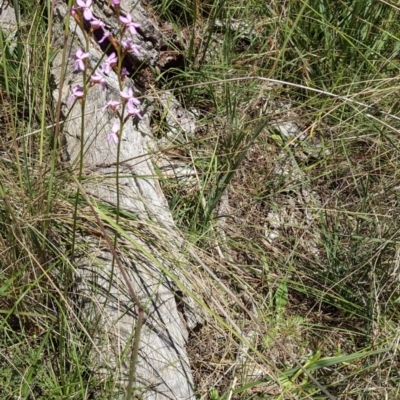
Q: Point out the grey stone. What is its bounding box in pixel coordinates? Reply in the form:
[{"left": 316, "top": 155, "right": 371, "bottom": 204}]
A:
[{"left": 50, "top": 1, "right": 199, "bottom": 398}]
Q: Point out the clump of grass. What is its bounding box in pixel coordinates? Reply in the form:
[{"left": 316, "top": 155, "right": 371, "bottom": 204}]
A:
[
  {"left": 0, "top": 1, "right": 122, "bottom": 397},
  {"left": 153, "top": 0, "right": 400, "bottom": 397}
]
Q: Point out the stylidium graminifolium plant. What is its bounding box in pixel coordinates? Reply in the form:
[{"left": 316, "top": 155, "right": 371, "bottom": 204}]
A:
[{"left": 69, "top": 0, "right": 143, "bottom": 144}]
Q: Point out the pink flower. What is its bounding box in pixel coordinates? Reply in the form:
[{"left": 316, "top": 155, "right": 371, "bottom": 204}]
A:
[
  {"left": 111, "top": 0, "right": 120, "bottom": 5},
  {"left": 119, "top": 13, "right": 141, "bottom": 35},
  {"left": 72, "top": 48, "right": 89, "bottom": 72},
  {"left": 76, "top": 0, "right": 93, "bottom": 21},
  {"left": 121, "top": 67, "right": 129, "bottom": 79},
  {"left": 90, "top": 70, "right": 107, "bottom": 90},
  {"left": 69, "top": 85, "right": 84, "bottom": 104},
  {"left": 126, "top": 102, "right": 143, "bottom": 119},
  {"left": 69, "top": 6, "right": 78, "bottom": 17},
  {"left": 107, "top": 52, "right": 118, "bottom": 65},
  {"left": 107, "top": 122, "right": 120, "bottom": 144},
  {"left": 90, "top": 17, "right": 105, "bottom": 30},
  {"left": 98, "top": 30, "right": 111, "bottom": 44},
  {"left": 121, "top": 39, "right": 141, "bottom": 56},
  {"left": 102, "top": 100, "right": 120, "bottom": 112},
  {"left": 101, "top": 52, "right": 118, "bottom": 74},
  {"left": 120, "top": 87, "right": 140, "bottom": 106}
]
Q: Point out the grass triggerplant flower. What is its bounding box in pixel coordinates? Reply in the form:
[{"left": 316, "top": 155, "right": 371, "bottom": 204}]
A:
[
  {"left": 76, "top": 0, "right": 93, "bottom": 21},
  {"left": 120, "top": 87, "right": 140, "bottom": 106},
  {"left": 102, "top": 100, "right": 120, "bottom": 112},
  {"left": 98, "top": 30, "right": 111, "bottom": 44},
  {"left": 120, "top": 67, "right": 129, "bottom": 79},
  {"left": 89, "top": 17, "right": 105, "bottom": 30},
  {"left": 107, "top": 122, "right": 120, "bottom": 143},
  {"left": 90, "top": 70, "right": 107, "bottom": 90},
  {"left": 121, "top": 39, "right": 141, "bottom": 56},
  {"left": 126, "top": 101, "right": 143, "bottom": 119},
  {"left": 72, "top": 48, "right": 90, "bottom": 72},
  {"left": 101, "top": 52, "right": 118, "bottom": 74},
  {"left": 119, "top": 13, "right": 141, "bottom": 35},
  {"left": 69, "top": 85, "right": 84, "bottom": 104}
]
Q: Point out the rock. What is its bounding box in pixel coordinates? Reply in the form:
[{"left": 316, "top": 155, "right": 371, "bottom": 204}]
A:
[
  {"left": 0, "top": 1, "right": 17, "bottom": 53},
  {"left": 50, "top": 1, "right": 201, "bottom": 398}
]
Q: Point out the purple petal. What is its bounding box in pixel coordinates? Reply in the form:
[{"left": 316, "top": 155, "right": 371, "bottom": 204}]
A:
[
  {"left": 102, "top": 100, "right": 119, "bottom": 111},
  {"left": 91, "top": 72, "right": 107, "bottom": 90},
  {"left": 102, "top": 100, "right": 120, "bottom": 111},
  {"left": 98, "top": 31, "right": 111, "bottom": 43},
  {"left": 129, "top": 26, "right": 138, "bottom": 35},
  {"left": 128, "top": 97, "right": 141, "bottom": 106},
  {"left": 74, "top": 49, "right": 89, "bottom": 62},
  {"left": 74, "top": 59, "right": 84, "bottom": 71},
  {"left": 107, "top": 132, "right": 119, "bottom": 144},
  {"left": 108, "top": 53, "right": 118, "bottom": 64},
  {"left": 126, "top": 103, "right": 143, "bottom": 119},
  {"left": 83, "top": 8, "right": 93, "bottom": 21},
  {"left": 121, "top": 39, "right": 131, "bottom": 49},
  {"left": 111, "top": 122, "right": 120, "bottom": 134},
  {"left": 70, "top": 85, "right": 84, "bottom": 104},
  {"left": 120, "top": 87, "right": 133, "bottom": 99},
  {"left": 91, "top": 72, "right": 103, "bottom": 82},
  {"left": 119, "top": 14, "right": 131, "bottom": 24},
  {"left": 90, "top": 18, "right": 105, "bottom": 29},
  {"left": 73, "top": 84, "right": 84, "bottom": 95},
  {"left": 132, "top": 45, "right": 141, "bottom": 56},
  {"left": 101, "top": 63, "right": 111, "bottom": 74}
]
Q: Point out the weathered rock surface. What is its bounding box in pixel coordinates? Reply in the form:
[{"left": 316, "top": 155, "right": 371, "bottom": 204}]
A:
[{"left": 50, "top": 1, "right": 200, "bottom": 398}]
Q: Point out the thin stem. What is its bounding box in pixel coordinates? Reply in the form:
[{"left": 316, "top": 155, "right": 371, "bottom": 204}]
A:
[
  {"left": 125, "top": 310, "right": 143, "bottom": 399},
  {"left": 47, "top": 0, "right": 73, "bottom": 235},
  {"left": 71, "top": 16, "right": 90, "bottom": 257}
]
